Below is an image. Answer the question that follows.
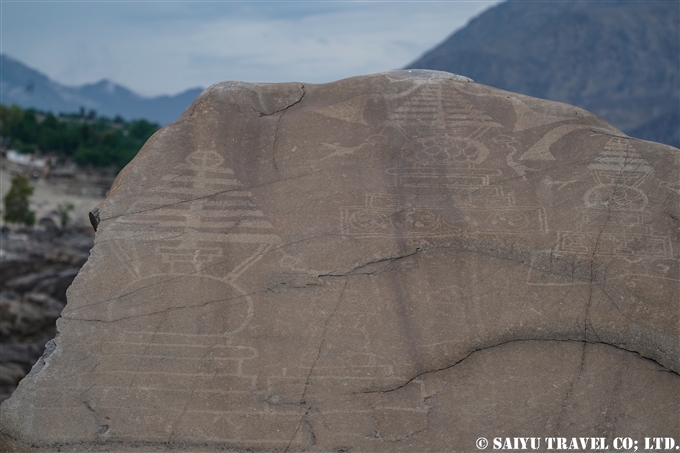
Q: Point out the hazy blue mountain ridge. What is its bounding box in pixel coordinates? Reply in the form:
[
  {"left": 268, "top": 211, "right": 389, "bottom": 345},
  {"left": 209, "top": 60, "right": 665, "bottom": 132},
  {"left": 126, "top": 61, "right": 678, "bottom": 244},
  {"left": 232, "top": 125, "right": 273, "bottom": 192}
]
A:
[
  {"left": 3, "top": 1, "right": 678, "bottom": 148},
  {"left": 1, "top": 54, "right": 203, "bottom": 126},
  {"left": 406, "top": 0, "right": 679, "bottom": 148}
]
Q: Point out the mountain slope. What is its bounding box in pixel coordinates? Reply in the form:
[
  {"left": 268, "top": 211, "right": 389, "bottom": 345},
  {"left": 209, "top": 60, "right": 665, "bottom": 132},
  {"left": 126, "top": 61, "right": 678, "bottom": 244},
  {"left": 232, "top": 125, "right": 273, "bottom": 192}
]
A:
[
  {"left": 406, "top": 0, "right": 679, "bottom": 148},
  {"left": 0, "top": 54, "right": 203, "bottom": 125}
]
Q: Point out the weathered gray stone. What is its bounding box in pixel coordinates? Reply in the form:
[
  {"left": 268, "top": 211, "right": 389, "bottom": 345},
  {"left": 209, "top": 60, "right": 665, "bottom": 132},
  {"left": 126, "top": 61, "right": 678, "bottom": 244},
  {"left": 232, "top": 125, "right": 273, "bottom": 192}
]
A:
[{"left": 1, "top": 71, "right": 678, "bottom": 452}]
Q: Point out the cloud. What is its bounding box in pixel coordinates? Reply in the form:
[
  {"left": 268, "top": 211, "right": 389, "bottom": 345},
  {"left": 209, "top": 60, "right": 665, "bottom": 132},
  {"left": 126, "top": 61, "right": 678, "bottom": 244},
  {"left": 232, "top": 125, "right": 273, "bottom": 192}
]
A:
[{"left": 2, "top": 1, "right": 501, "bottom": 97}]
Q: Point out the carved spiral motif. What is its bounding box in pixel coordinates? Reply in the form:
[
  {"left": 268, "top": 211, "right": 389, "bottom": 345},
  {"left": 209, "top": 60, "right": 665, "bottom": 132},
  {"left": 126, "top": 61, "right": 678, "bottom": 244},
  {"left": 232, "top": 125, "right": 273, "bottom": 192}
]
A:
[
  {"left": 349, "top": 211, "right": 390, "bottom": 232},
  {"left": 409, "top": 136, "right": 489, "bottom": 165},
  {"left": 392, "top": 209, "right": 439, "bottom": 231}
]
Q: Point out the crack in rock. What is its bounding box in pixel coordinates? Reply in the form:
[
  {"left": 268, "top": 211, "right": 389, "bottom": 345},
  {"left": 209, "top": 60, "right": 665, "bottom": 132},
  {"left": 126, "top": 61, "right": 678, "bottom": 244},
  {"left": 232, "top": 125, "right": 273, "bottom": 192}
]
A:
[
  {"left": 356, "top": 338, "right": 679, "bottom": 398},
  {"left": 284, "top": 277, "right": 347, "bottom": 453},
  {"left": 270, "top": 85, "right": 306, "bottom": 176},
  {"left": 257, "top": 84, "right": 305, "bottom": 117},
  {"left": 82, "top": 401, "right": 109, "bottom": 435}
]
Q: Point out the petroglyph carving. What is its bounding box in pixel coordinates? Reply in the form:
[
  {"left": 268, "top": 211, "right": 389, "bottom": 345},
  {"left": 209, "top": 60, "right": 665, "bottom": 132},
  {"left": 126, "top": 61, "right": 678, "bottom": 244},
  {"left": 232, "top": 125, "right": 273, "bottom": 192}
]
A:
[
  {"left": 342, "top": 166, "right": 546, "bottom": 237},
  {"left": 54, "top": 149, "right": 292, "bottom": 445},
  {"left": 336, "top": 84, "right": 550, "bottom": 238},
  {"left": 557, "top": 138, "right": 671, "bottom": 260},
  {"left": 2, "top": 71, "right": 677, "bottom": 453}
]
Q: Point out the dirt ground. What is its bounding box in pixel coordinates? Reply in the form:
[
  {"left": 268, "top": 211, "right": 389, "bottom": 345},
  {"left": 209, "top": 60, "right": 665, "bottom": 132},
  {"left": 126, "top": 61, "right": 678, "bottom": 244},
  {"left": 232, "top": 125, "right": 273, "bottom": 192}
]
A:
[{"left": 0, "top": 166, "right": 107, "bottom": 230}]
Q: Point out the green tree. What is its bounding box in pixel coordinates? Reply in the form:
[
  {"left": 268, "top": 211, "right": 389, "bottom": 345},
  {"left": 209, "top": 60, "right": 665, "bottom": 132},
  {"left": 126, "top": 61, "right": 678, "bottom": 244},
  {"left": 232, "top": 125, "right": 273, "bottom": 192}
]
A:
[
  {"left": 3, "top": 175, "right": 36, "bottom": 226},
  {"left": 1, "top": 104, "right": 159, "bottom": 171},
  {"left": 128, "top": 119, "right": 157, "bottom": 140}
]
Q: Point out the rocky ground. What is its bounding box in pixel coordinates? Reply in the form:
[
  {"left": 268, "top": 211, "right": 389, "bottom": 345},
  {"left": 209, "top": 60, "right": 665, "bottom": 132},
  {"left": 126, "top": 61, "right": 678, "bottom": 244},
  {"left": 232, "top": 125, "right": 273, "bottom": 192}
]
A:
[
  {"left": 1, "top": 161, "right": 105, "bottom": 403},
  {"left": 0, "top": 225, "right": 95, "bottom": 402}
]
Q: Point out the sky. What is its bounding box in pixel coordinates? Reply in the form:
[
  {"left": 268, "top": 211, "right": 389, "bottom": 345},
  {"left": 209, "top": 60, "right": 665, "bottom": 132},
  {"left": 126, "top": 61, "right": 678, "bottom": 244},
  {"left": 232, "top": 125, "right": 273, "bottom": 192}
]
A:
[{"left": 0, "top": 0, "right": 502, "bottom": 98}]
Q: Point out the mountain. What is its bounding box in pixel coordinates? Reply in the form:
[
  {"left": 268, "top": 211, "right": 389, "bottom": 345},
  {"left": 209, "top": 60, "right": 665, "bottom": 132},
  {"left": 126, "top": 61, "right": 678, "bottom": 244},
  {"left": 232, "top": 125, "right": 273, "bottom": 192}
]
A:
[
  {"left": 0, "top": 54, "right": 204, "bottom": 125},
  {"left": 406, "top": 0, "right": 679, "bottom": 148}
]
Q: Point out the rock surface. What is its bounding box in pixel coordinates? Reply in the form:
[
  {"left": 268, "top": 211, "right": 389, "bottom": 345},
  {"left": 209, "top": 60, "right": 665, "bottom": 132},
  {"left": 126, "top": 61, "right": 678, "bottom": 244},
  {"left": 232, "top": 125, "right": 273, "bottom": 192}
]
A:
[{"left": 1, "top": 70, "right": 678, "bottom": 452}]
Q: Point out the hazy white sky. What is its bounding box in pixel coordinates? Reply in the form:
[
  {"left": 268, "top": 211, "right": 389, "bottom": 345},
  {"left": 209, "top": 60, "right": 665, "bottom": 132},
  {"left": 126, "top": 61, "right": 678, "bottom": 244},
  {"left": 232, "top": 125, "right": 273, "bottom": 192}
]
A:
[{"left": 1, "top": 1, "right": 501, "bottom": 97}]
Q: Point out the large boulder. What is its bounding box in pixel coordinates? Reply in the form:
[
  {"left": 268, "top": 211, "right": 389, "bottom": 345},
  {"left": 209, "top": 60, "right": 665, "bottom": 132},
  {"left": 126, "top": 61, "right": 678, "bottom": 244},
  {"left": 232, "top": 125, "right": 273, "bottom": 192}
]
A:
[{"left": 1, "top": 70, "right": 678, "bottom": 452}]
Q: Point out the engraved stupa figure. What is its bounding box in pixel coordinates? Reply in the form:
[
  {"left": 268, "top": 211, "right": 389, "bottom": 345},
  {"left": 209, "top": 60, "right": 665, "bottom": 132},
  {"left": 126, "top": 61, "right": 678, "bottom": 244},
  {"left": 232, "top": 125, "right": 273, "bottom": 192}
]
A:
[
  {"left": 62, "top": 149, "right": 282, "bottom": 434},
  {"left": 392, "top": 83, "right": 502, "bottom": 167},
  {"left": 82, "top": 149, "right": 280, "bottom": 335},
  {"left": 558, "top": 137, "right": 671, "bottom": 259},
  {"left": 342, "top": 84, "right": 546, "bottom": 238}
]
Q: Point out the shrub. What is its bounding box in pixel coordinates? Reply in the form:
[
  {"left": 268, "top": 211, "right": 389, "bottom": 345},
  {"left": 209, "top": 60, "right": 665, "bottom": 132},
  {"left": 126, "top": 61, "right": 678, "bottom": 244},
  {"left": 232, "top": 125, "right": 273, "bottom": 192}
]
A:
[
  {"left": 57, "top": 202, "right": 75, "bottom": 228},
  {"left": 3, "top": 175, "right": 36, "bottom": 226}
]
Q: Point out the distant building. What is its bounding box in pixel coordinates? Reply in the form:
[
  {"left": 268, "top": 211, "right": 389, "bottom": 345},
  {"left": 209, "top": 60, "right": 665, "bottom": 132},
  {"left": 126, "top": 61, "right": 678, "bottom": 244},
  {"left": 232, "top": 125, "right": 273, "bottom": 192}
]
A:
[{"left": 6, "top": 150, "right": 48, "bottom": 168}]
